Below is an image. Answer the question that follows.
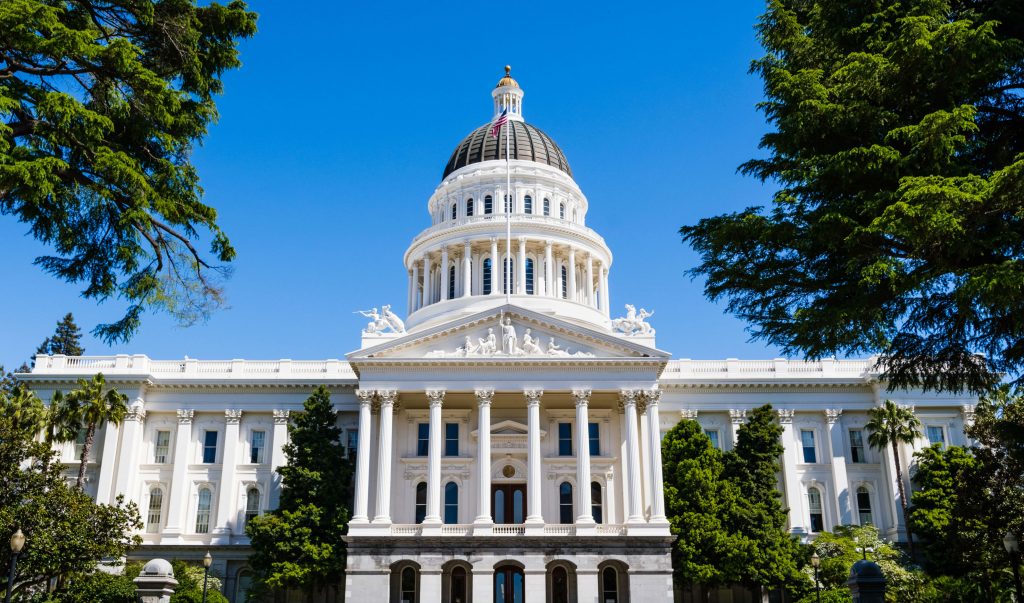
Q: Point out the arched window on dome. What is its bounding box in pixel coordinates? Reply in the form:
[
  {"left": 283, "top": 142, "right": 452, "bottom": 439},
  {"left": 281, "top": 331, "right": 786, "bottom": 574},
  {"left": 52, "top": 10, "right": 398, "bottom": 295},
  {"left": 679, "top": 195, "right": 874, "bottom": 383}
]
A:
[
  {"left": 450, "top": 203, "right": 457, "bottom": 221},
  {"left": 525, "top": 258, "right": 534, "bottom": 295},
  {"left": 483, "top": 258, "right": 492, "bottom": 295},
  {"left": 561, "top": 266, "right": 568, "bottom": 299},
  {"left": 543, "top": 198, "right": 551, "bottom": 216},
  {"left": 466, "top": 198, "right": 474, "bottom": 217},
  {"left": 448, "top": 265, "right": 456, "bottom": 300},
  {"left": 503, "top": 257, "right": 514, "bottom": 294},
  {"left": 504, "top": 194, "right": 512, "bottom": 213},
  {"left": 484, "top": 195, "right": 493, "bottom": 215},
  {"left": 524, "top": 195, "right": 533, "bottom": 214},
  {"left": 559, "top": 203, "right": 566, "bottom": 220}
]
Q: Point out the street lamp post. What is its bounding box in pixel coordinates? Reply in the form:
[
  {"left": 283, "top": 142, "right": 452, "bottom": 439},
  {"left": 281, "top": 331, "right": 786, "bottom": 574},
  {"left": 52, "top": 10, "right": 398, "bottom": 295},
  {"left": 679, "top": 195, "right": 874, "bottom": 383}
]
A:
[
  {"left": 202, "top": 551, "right": 212, "bottom": 603},
  {"left": 811, "top": 552, "right": 821, "bottom": 603},
  {"left": 1005, "top": 531, "right": 1022, "bottom": 603},
  {"left": 5, "top": 530, "right": 25, "bottom": 603}
]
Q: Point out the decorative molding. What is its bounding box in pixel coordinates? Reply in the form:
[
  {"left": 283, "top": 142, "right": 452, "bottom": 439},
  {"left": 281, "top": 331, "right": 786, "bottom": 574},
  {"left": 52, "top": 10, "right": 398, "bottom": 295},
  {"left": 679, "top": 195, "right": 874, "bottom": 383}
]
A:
[
  {"left": 425, "top": 389, "right": 446, "bottom": 408},
  {"left": 775, "top": 409, "right": 794, "bottom": 424},
  {"left": 474, "top": 388, "right": 494, "bottom": 406},
  {"left": 824, "top": 409, "right": 842, "bottom": 425},
  {"left": 729, "top": 409, "right": 748, "bottom": 424},
  {"left": 679, "top": 409, "right": 698, "bottom": 420},
  {"left": 272, "top": 410, "right": 290, "bottom": 425},
  {"left": 377, "top": 389, "right": 398, "bottom": 408},
  {"left": 225, "top": 409, "right": 243, "bottom": 424},
  {"left": 643, "top": 388, "right": 662, "bottom": 406},
  {"left": 126, "top": 398, "right": 146, "bottom": 422},
  {"left": 355, "top": 389, "right": 374, "bottom": 407},
  {"left": 176, "top": 409, "right": 194, "bottom": 425},
  {"left": 961, "top": 404, "right": 976, "bottom": 425},
  {"left": 572, "top": 388, "right": 591, "bottom": 407},
  {"left": 618, "top": 389, "right": 639, "bottom": 409},
  {"left": 523, "top": 389, "right": 543, "bottom": 406}
]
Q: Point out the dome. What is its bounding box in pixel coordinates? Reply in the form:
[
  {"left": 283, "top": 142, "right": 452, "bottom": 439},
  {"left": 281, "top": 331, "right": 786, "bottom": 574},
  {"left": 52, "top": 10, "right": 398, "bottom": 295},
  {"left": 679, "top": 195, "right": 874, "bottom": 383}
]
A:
[{"left": 442, "top": 120, "right": 573, "bottom": 179}]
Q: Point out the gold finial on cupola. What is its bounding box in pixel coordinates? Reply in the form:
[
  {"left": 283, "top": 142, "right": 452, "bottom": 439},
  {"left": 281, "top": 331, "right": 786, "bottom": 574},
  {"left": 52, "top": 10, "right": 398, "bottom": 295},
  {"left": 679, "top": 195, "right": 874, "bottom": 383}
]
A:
[{"left": 496, "top": 65, "right": 519, "bottom": 88}]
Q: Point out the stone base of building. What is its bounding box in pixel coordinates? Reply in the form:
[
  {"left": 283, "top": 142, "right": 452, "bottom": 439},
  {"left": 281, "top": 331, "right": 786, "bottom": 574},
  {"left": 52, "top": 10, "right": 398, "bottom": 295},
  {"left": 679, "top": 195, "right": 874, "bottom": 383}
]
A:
[{"left": 344, "top": 535, "right": 674, "bottom": 603}]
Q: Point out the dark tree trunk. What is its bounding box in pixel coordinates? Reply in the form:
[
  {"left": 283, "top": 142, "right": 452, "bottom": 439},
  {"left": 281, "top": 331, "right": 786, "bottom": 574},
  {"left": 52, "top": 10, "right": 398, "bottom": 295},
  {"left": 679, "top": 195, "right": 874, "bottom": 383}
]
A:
[{"left": 77, "top": 422, "right": 95, "bottom": 489}]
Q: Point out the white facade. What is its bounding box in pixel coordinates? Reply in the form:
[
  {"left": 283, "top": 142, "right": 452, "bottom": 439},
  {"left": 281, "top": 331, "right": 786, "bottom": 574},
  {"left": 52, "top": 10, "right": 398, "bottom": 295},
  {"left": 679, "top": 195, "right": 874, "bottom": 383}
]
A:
[{"left": 21, "top": 70, "right": 978, "bottom": 603}]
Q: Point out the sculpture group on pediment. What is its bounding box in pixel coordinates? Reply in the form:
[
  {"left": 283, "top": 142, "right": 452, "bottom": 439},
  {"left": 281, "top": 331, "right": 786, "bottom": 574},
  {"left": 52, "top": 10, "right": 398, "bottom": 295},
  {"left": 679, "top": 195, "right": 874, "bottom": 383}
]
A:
[
  {"left": 427, "top": 315, "right": 595, "bottom": 358},
  {"left": 611, "top": 303, "right": 655, "bottom": 336},
  {"left": 357, "top": 304, "right": 407, "bottom": 335}
]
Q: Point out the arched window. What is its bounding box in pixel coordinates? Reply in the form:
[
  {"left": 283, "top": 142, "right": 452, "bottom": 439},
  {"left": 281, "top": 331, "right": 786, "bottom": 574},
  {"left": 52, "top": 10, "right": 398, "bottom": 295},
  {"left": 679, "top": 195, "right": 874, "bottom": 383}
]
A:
[
  {"left": 146, "top": 487, "right": 163, "bottom": 533},
  {"left": 525, "top": 258, "right": 534, "bottom": 295},
  {"left": 494, "top": 565, "right": 524, "bottom": 603},
  {"left": 195, "top": 487, "right": 212, "bottom": 533},
  {"left": 552, "top": 566, "right": 569, "bottom": 603},
  {"left": 559, "top": 482, "right": 573, "bottom": 524},
  {"left": 448, "top": 265, "right": 456, "bottom": 300},
  {"left": 543, "top": 198, "right": 551, "bottom": 216},
  {"left": 466, "top": 198, "right": 474, "bottom": 217},
  {"left": 524, "top": 195, "right": 533, "bottom": 214},
  {"left": 483, "top": 258, "right": 492, "bottom": 295},
  {"left": 559, "top": 203, "right": 565, "bottom": 219},
  {"left": 602, "top": 567, "right": 619, "bottom": 603},
  {"left": 591, "top": 482, "right": 603, "bottom": 524},
  {"left": 561, "top": 266, "right": 568, "bottom": 299},
  {"left": 857, "top": 486, "right": 873, "bottom": 526},
  {"left": 451, "top": 203, "right": 457, "bottom": 221},
  {"left": 504, "top": 194, "right": 511, "bottom": 213},
  {"left": 807, "top": 487, "right": 824, "bottom": 532},
  {"left": 484, "top": 195, "right": 493, "bottom": 214},
  {"left": 401, "top": 566, "right": 417, "bottom": 603},
  {"left": 245, "top": 487, "right": 260, "bottom": 525},
  {"left": 415, "top": 482, "right": 427, "bottom": 524},
  {"left": 503, "top": 257, "right": 514, "bottom": 294},
  {"left": 450, "top": 566, "right": 467, "bottom": 603},
  {"left": 444, "top": 482, "right": 459, "bottom": 524}
]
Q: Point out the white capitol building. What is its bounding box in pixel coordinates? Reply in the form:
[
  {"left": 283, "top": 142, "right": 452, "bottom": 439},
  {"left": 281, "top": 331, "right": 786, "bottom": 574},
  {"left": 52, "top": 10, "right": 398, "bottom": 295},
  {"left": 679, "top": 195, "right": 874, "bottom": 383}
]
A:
[{"left": 22, "top": 69, "right": 977, "bottom": 603}]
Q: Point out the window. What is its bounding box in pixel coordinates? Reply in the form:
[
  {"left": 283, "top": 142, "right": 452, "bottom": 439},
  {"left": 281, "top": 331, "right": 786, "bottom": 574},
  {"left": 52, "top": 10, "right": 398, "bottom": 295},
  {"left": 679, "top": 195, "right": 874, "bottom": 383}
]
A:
[
  {"left": 250, "top": 430, "right": 266, "bottom": 464},
  {"left": 245, "top": 487, "right": 260, "bottom": 525},
  {"left": 196, "top": 487, "right": 212, "bottom": 533},
  {"left": 450, "top": 203, "right": 457, "bottom": 221},
  {"left": 807, "top": 487, "right": 823, "bottom": 533},
  {"left": 400, "top": 566, "right": 417, "bottom": 603},
  {"left": 705, "top": 429, "right": 720, "bottom": 450},
  {"left": 74, "top": 427, "right": 87, "bottom": 460},
  {"left": 559, "top": 203, "right": 565, "bottom": 219},
  {"left": 849, "top": 429, "right": 866, "bottom": 463},
  {"left": 444, "top": 422, "right": 458, "bottom": 456},
  {"left": 525, "top": 258, "right": 534, "bottom": 295},
  {"left": 484, "top": 195, "right": 493, "bottom": 214},
  {"left": 552, "top": 566, "right": 569, "bottom": 603},
  {"left": 415, "top": 482, "right": 427, "bottom": 524},
  {"left": 466, "top": 198, "right": 474, "bottom": 217},
  {"left": 503, "top": 257, "right": 513, "bottom": 294},
  {"left": 558, "top": 423, "right": 572, "bottom": 456},
  {"left": 857, "top": 486, "right": 873, "bottom": 526},
  {"left": 927, "top": 425, "right": 946, "bottom": 448},
  {"left": 483, "top": 258, "right": 492, "bottom": 295},
  {"left": 154, "top": 430, "right": 170, "bottom": 463},
  {"left": 524, "top": 195, "right": 533, "bottom": 214},
  {"left": 591, "top": 481, "right": 603, "bottom": 523},
  {"left": 450, "top": 567, "right": 467, "bottom": 603},
  {"left": 202, "top": 430, "right": 218, "bottom": 464},
  {"left": 444, "top": 482, "right": 458, "bottom": 524},
  {"left": 448, "top": 265, "right": 456, "bottom": 299},
  {"left": 801, "top": 430, "right": 816, "bottom": 463},
  {"left": 559, "top": 482, "right": 573, "bottom": 524},
  {"left": 561, "top": 266, "right": 568, "bottom": 298},
  {"left": 146, "top": 487, "right": 163, "bottom": 533},
  {"left": 602, "top": 567, "right": 619, "bottom": 603},
  {"left": 417, "top": 423, "right": 429, "bottom": 457},
  {"left": 504, "top": 194, "right": 511, "bottom": 213},
  {"left": 543, "top": 198, "right": 550, "bottom": 216},
  {"left": 346, "top": 430, "right": 358, "bottom": 459},
  {"left": 588, "top": 422, "right": 600, "bottom": 456}
]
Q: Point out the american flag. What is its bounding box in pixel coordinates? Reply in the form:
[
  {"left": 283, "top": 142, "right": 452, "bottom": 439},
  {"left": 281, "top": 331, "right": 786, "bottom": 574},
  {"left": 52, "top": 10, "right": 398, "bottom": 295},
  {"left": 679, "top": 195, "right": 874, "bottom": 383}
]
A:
[{"left": 490, "top": 109, "right": 508, "bottom": 138}]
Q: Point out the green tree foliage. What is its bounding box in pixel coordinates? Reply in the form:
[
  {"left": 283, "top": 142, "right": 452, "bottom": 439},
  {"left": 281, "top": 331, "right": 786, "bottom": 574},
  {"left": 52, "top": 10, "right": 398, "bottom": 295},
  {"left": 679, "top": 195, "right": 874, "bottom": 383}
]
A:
[
  {"left": 0, "top": 386, "right": 141, "bottom": 601},
  {"left": 35, "top": 313, "right": 84, "bottom": 357},
  {"left": 866, "top": 400, "right": 922, "bottom": 552},
  {"left": 680, "top": 0, "right": 1024, "bottom": 393},
  {"left": 809, "top": 525, "right": 913, "bottom": 594},
  {"left": 0, "top": 0, "right": 257, "bottom": 343},
  {"left": 59, "top": 373, "right": 129, "bottom": 488},
  {"left": 168, "top": 561, "right": 229, "bottom": 603},
  {"left": 247, "top": 386, "right": 354, "bottom": 601}
]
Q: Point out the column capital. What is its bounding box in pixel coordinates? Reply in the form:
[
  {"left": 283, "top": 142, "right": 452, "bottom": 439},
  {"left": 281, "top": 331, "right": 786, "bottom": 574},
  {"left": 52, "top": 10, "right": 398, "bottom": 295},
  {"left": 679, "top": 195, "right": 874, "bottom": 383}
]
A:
[
  {"left": 618, "top": 389, "right": 639, "bottom": 408},
  {"left": 126, "top": 399, "right": 146, "bottom": 423},
  {"left": 572, "top": 388, "right": 591, "bottom": 407},
  {"left": 730, "top": 408, "right": 749, "bottom": 424},
  {"left": 680, "top": 408, "right": 698, "bottom": 420},
  {"left": 523, "top": 389, "right": 543, "bottom": 406},
  {"left": 824, "top": 408, "right": 842, "bottom": 424},
  {"left": 225, "top": 409, "right": 243, "bottom": 425},
  {"left": 426, "top": 389, "right": 446, "bottom": 408},
  {"left": 517, "top": 235, "right": 526, "bottom": 243},
  {"left": 377, "top": 389, "right": 399, "bottom": 407},
  {"left": 775, "top": 408, "right": 794, "bottom": 424},
  {"left": 273, "top": 409, "right": 291, "bottom": 425},
  {"left": 355, "top": 389, "right": 374, "bottom": 406},
  {"left": 544, "top": 240, "right": 553, "bottom": 249},
  {"left": 474, "top": 388, "right": 495, "bottom": 406},
  {"left": 176, "top": 409, "right": 194, "bottom": 425},
  {"left": 642, "top": 388, "right": 661, "bottom": 406}
]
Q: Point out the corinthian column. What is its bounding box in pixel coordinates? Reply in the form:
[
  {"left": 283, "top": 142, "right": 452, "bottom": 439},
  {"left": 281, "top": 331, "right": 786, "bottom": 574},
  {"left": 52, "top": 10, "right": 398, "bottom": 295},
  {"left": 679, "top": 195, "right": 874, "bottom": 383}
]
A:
[
  {"left": 574, "top": 389, "right": 595, "bottom": 526},
  {"left": 462, "top": 241, "right": 472, "bottom": 298},
  {"left": 424, "top": 389, "right": 445, "bottom": 524},
  {"left": 517, "top": 237, "right": 527, "bottom": 294},
  {"left": 474, "top": 389, "right": 495, "bottom": 526},
  {"left": 544, "top": 241, "right": 554, "bottom": 297},
  {"left": 214, "top": 409, "right": 243, "bottom": 541},
  {"left": 524, "top": 389, "right": 544, "bottom": 528},
  {"left": 441, "top": 246, "right": 450, "bottom": 301},
  {"left": 351, "top": 390, "right": 374, "bottom": 524},
  {"left": 644, "top": 390, "right": 667, "bottom": 524},
  {"left": 489, "top": 238, "right": 499, "bottom": 296},
  {"left": 373, "top": 390, "right": 397, "bottom": 524},
  {"left": 620, "top": 390, "right": 645, "bottom": 524},
  {"left": 585, "top": 255, "right": 594, "bottom": 306},
  {"left": 568, "top": 247, "right": 577, "bottom": 302}
]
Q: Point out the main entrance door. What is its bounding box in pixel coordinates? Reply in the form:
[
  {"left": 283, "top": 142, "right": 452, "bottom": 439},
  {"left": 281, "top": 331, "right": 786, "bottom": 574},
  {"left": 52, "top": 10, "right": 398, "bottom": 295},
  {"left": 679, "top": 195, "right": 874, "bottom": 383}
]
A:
[{"left": 492, "top": 484, "right": 526, "bottom": 524}]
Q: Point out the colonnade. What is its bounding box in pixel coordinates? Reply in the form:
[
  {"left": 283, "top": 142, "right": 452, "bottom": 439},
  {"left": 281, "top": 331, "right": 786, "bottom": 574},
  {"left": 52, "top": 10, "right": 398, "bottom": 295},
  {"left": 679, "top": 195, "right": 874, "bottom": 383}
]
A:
[
  {"left": 348, "top": 388, "right": 666, "bottom": 528},
  {"left": 407, "top": 238, "right": 610, "bottom": 315}
]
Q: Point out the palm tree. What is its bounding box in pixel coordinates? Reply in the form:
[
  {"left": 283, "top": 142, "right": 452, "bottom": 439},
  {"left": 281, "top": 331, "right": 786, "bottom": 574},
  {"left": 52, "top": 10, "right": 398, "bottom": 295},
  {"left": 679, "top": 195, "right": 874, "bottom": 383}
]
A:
[
  {"left": 64, "top": 373, "right": 128, "bottom": 489},
  {"left": 866, "top": 399, "right": 922, "bottom": 553}
]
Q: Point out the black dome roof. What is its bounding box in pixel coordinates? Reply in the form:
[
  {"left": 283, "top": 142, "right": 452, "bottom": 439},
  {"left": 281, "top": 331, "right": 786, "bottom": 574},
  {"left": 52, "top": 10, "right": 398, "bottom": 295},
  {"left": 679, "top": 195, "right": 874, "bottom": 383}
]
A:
[{"left": 442, "top": 120, "right": 572, "bottom": 179}]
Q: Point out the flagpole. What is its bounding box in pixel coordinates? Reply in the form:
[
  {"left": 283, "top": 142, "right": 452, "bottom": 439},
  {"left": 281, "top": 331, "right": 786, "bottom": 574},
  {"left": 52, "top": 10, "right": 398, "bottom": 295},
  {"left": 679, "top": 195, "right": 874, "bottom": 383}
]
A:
[{"left": 505, "top": 98, "right": 512, "bottom": 304}]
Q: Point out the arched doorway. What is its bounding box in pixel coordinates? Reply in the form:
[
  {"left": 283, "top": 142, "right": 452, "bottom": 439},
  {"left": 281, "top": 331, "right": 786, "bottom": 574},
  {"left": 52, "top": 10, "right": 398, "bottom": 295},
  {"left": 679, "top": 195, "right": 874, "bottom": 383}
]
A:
[
  {"left": 441, "top": 560, "right": 472, "bottom": 603},
  {"left": 494, "top": 564, "right": 524, "bottom": 603}
]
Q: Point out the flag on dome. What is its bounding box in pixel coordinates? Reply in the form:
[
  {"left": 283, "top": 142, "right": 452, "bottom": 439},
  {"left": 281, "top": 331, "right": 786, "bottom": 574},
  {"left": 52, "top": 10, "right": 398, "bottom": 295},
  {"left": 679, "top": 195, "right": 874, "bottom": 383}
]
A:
[{"left": 490, "top": 109, "right": 508, "bottom": 138}]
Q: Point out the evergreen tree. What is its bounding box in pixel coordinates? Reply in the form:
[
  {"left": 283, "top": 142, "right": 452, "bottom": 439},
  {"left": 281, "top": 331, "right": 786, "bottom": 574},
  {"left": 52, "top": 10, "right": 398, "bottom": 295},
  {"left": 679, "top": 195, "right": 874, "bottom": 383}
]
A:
[
  {"left": 866, "top": 400, "right": 922, "bottom": 552},
  {"left": 63, "top": 373, "right": 129, "bottom": 489},
  {"left": 36, "top": 313, "right": 85, "bottom": 357},
  {"left": 680, "top": 0, "right": 1024, "bottom": 393},
  {"left": 247, "top": 386, "right": 354, "bottom": 602}
]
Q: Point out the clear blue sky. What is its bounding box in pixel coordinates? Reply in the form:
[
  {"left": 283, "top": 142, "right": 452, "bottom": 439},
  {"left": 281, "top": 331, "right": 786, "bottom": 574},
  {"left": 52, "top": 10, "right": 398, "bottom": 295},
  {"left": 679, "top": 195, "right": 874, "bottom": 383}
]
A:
[{"left": 0, "top": 0, "right": 790, "bottom": 370}]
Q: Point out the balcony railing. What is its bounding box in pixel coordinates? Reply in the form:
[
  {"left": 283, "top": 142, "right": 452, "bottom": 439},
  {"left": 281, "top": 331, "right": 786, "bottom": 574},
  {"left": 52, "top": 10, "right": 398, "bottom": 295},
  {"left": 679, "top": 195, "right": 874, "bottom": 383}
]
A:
[
  {"left": 385, "top": 524, "right": 630, "bottom": 536},
  {"left": 29, "top": 355, "right": 357, "bottom": 379},
  {"left": 662, "top": 358, "right": 874, "bottom": 380}
]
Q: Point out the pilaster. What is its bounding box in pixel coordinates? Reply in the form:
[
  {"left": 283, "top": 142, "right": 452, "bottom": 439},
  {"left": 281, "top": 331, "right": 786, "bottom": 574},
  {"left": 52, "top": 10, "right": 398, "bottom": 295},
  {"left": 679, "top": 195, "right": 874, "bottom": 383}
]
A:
[
  {"left": 270, "top": 410, "right": 289, "bottom": 509},
  {"left": 163, "top": 409, "right": 193, "bottom": 539},
  {"left": 825, "top": 408, "right": 851, "bottom": 524},
  {"left": 113, "top": 399, "right": 146, "bottom": 502},
  {"left": 213, "top": 409, "right": 242, "bottom": 542},
  {"left": 777, "top": 409, "right": 803, "bottom": 533}
]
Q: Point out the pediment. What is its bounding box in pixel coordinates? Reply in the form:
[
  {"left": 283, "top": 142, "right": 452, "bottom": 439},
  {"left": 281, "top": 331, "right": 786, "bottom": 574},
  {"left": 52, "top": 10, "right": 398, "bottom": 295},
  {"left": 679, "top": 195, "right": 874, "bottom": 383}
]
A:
[{"left": 347, "top": 305, "right": 669, "bottom": 362}]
